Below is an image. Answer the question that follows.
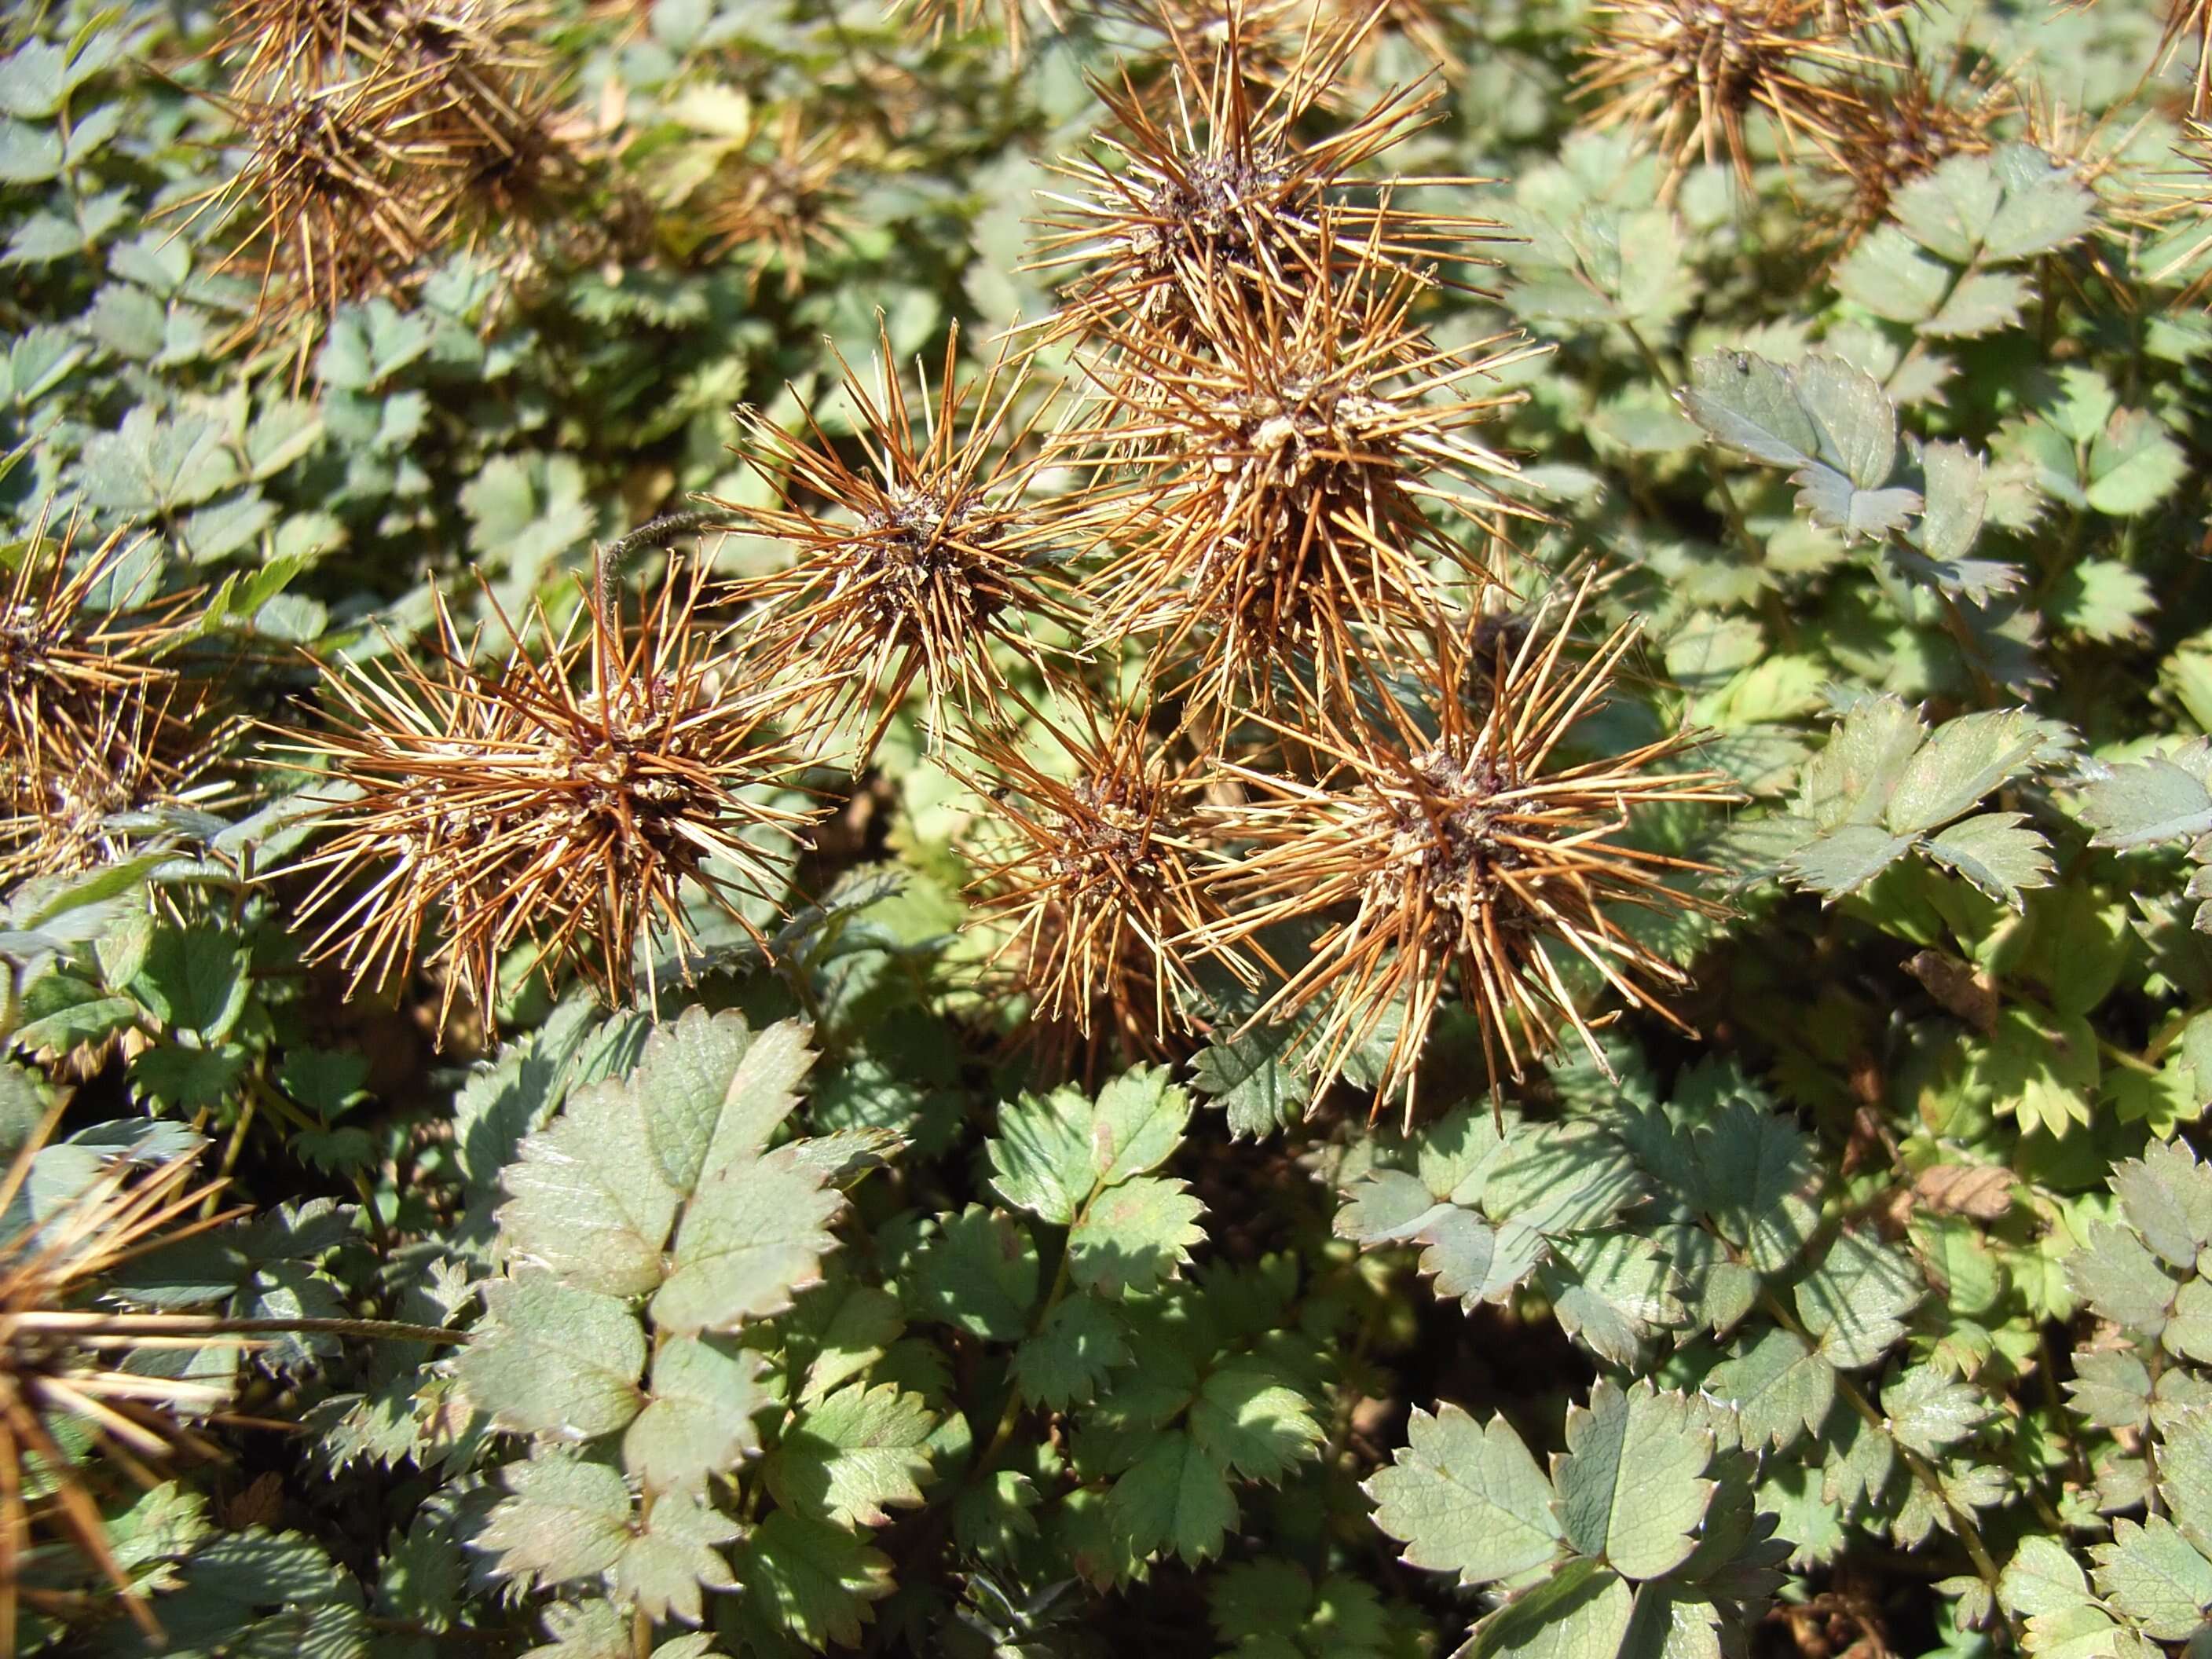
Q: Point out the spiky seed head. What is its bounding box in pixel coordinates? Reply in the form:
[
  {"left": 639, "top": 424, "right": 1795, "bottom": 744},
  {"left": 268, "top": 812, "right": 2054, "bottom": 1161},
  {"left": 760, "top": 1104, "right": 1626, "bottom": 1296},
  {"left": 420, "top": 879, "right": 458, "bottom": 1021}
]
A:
[
  {"left": 1059, "top": 252, "right": 1540, "bottom": 723},
  {"left": 1199, "top": 577, "right": 1738, "bottom": 1126},
  {"left": 957, "top": 706, "right": 1250, "bottom": 1061},
  {"left": 1030, "top": 5, "right": 1504, "bottom": 343},
  {"left": 374, "top": 0, "right": 577, "bottom": 233},
  {"left": 1811, "top": 47, "right": 2012, "bottom": 244},
  {"left": 189, "top": 73, "right": 450, "bottom": 328},
  {"left": 0, "top": 516, "right": 213, "bottom": 884},
  {"left": 898, "top": 0, "right": 1067, "bottom": 57},
  {"left": 281, "top": 558, "right": 821, "bottom": 1041},
  {"left": 1576, "top": 0, "right": 1870, "bottom": 185},
  {"left": 214, "top": 0, "right": 386, "bottom": 90},
  {"left": 0, "top": 1107, "right": 250, "bottom": 1651},
  {"left": 709, "top": 321, "right": 1081, "bottom": 760},
  {"left": 700, "top": 106, "right": 863, "bottom": 297}
]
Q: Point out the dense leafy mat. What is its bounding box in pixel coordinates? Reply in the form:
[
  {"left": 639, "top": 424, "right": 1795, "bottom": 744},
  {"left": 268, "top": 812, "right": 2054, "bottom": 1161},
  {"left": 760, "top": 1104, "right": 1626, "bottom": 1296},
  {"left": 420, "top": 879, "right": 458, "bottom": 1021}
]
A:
[{"left": 5, "top": 0, "right": 2212, "bottom": 1655}]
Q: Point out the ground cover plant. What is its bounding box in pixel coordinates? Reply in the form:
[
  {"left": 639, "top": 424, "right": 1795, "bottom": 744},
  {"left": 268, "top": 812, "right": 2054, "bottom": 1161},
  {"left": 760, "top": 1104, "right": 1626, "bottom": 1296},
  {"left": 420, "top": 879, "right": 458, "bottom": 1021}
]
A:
[{"left": 7, "top": 0, "right": 2212, "bottom": 1654}]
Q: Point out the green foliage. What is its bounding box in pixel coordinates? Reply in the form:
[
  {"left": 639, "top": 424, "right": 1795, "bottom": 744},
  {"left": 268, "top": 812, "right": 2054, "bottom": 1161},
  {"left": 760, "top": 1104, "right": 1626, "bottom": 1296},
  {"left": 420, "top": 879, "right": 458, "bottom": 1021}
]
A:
[{"left": 11, "top": 0, "right": 2212, "bottom": 1654}]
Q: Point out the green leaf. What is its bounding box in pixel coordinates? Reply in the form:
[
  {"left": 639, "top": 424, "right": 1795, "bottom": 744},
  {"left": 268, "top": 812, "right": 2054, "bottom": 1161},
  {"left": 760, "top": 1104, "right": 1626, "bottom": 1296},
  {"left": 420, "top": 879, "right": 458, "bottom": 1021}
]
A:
[
  {"left": 612, "top": 1493, "right": 738, "bottom": 1624},
  {"left": 2066, "top": 1348, "right": 2152, "bottom": 1431},
  {"left": 1697, "top": 1098, "right": 1821, "bottom": 1273},
  {"left": 1794, "top": 1232, "right": 1922, "bottom": 1370},
  {"left": 1087, "top": 1064, "right": 1192, "bottom": 1185},
  {"left": 130, "top": 1044, "right": 248, "bottom": 1114},
  {"left": 130, "top": 925, "right": 251, "bottom": 1044},
  {"left": 1419, "top": 1210, "right": 1552, "bottom": 1310},
  {"left": 0, "top": 117, "right": 62, "bottom": 181},
  {"left": 2001, "top": 1533, "right": 2097, "bottom": 1618},
  {"left": 1068, "top": 1174, "right": 1204, "bottom": 1296},
  {"left": 632, "top": 1007, "right": 815, "bottom": 1196},
  {"left": 650, "top": 1143, "right": 843, "bottom": 1336},
  {"left": 1680, "top": 351, "right": 1920, "bottom": 541},
  {"left": 2115, "top": 1141, "right": 2212, "bottom": 1271},
  {"left": 1883, "top": 1366, "right": 1992, "bottom": 1457},
  {"left": 1553, "top": 1380, "right": 1716, "bottom": 1580},
  {"left": 1983, "top": 145, "right": 2099, "bottom": 258},
  {"left": 1013, "top": 1296, "right": 1130, "bottom": 1409},
  {"left": 906, "top": 1205, "right": 1039, "bottom": 1340},
  {"left": 2086, "top": 409, "right": 2186, "bottom": 517},
  {"left": 622, "top": 1336, "right": 766, "bottom": 1496},
  {"left": 793, "top": 1278, "right": 903, "bottom": 1404},
  {"left": 1784, "top": 824, "right": 1917, "bottom": 898},
  {"left": 990, "top": 1065, "right": 1191, "bottom": 1224},
  {"left": 2092, "top": 1516, "right": 2212, "bottom": 1639},
  {"left": 1884, "top": 709, "right": 2064, "bottom": 833},
  {"left": 1800, "top": 697, "right": 1928, "bottom": 830},
  {"left": 1366, "top": 1402, "right": 1564, "bottom": 1587},
  {"left": 1924, "top": 271, "right": 2032, "bottom": 339},
  {"left": 1462, "top": 1557, "right": 1636, "bottom": 1659},
  {"left": 1705, "top": 1328, "right": 1835, "bottom": 1452},
  {"left": 1834, "top": 229, "right": 1950, "bottom": 324},
  {"left": 475, "top": 1453, "right": 633, "bottom": 1591},
  {"left": 990, "top": 1086, "right": 1103, "bottom": 1225},
  {"left": 1979, "top": 1003, "right": 2101, "bottom": 1139},
  {"left": 455, "top": 1273, "right": 645, "bottom": 1441},
  {"left": 2067, "top": 1224, "right": 2176, "bottom": 1335},
  {"left": 2050, "top": 558, "right": 2156, "bottom": 643},
  {"left": 1894, "top": 153, "right": 2006, "bottom": 262},
  {"left": 0, "top": 42, "right": 68, "bottom": 117},
  {"left": 1483, "top": 1121, "right": 1643, "bottom": 1235},
  {"left": 1211, "top": 1562, "right": 1390, "bottom": 1659},
  {"left": 1681, "top": 351, "right": 1823, "bottom": 468},
  {"left": 2078, "top": 749, "right": 2212, "bottom": 848},
  {"left": 1541, "top": 1232, "right": 1686, "bottom": 1364},
  {"left": 1191, "top": 1025, "right": 1314, "bottom": 1138},
  {"left": 1903, "top": 441, "right": 1998, "bottom": 595},
  {"left": 1108, "top": 1431, "right": 1236, "bottom": 1565},
  {"left": 1921, "top": 813, "right": 2054, "bottom": 907},
  {"left": 727, "top": 1511, "right": 893, "bottom": 1650},
  {"left": 952, "top": 1469, "right": 1041, "bottom": 1562},
  {"left": 2162, "top": 1409, "right": 2212, "bottom": 1562},
  {"left": 500, "top": 1076, "right": 681, "bottom": 1299},
  {"left": 766, "top": 1382, "right": 936, "bottom": 1530},
  {"left": 78, "top": 406, "right": 239, "bottom": 516},
  {"left": 1189, "top": 1359, "right": 1324, "bottom": 1484}
]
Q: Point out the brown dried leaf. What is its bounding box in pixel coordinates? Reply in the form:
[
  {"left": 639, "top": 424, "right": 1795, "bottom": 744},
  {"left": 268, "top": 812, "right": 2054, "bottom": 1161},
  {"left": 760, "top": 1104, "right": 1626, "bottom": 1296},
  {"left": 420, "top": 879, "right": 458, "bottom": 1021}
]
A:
[
  {"left": 1904, "top": 950, "right": 1998, "bottom": 1034},
  {"left": 1912, "top": 1163, "right": 2016, "bottom": 1221}
]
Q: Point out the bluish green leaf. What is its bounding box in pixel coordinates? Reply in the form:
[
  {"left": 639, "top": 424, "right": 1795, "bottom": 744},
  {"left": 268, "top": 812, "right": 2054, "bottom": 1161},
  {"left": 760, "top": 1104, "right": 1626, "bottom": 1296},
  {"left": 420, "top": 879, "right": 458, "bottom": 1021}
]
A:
[
  {"left": 1367, "top": 1403, "right": 1567, "bottom": 1588},
  {"left": 456, "top": 1273, "right": 646, "bottom": 1440},
  {"left": 1552, "top": 1380, "right": 1716, "bottom": 1581}
]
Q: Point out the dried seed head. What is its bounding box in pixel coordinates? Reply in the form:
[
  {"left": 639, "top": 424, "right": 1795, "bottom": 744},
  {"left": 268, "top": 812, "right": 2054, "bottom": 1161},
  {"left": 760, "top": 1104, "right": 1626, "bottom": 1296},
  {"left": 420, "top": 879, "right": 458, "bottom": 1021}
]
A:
[
  {"left": 1031, "top": 4, "right": 1503, "bottom": 342},
  {"left": 710, "top": 322, "right": 1079, "bottom": 758},
  {"left": 281, "top": 559, "right": 820, "bottom": 1040},
  {"left": 190, "top": 73, "right": 449, "bottom": 327},
  {"left": 0, "top": 1108, "right": 248, "bottom": 1651},
  {"left": 1812, "top": 46, "right": 2013, "bottom": 244},
  {"left": 1118, "top": 0, "right": 1460, "bottom": 81},
  {"left": 213, "top": 0, "right": 386, "bottom": 90},
  {"left": 1061, "top": 255, "right": 1540, "bottom": 721},
  {"left": 0, "top": 517, "right": 212, "bottom": 884},
  {"left": 196, "top": 0, "right": 576, "bottom": 342},
  {"left": 1201, "top": 577, "right": 1737, "bottom": 1125},
  {"left": 701, "top": 106, "right": 863, "bottom": 297},
  {"left": 899, "top": 0, "right": 1067, "bottom": 57},
  {"left": 958, "top": 707, "right": 1248, "bottom": 1060},
  {"left": 1576, "top": 0, "right": 1870, "bottom": 185}
]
